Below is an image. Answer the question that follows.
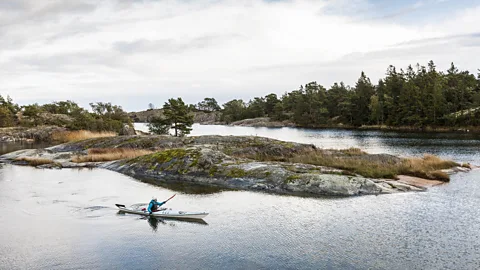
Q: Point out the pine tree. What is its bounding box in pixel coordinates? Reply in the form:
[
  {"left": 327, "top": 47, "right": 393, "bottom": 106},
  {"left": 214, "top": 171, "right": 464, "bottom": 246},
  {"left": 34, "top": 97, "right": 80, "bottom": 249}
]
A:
[
  {"left": 148, "top": 98, "right": 194, "bottom": 136},
  {"left": 351, "top": 72, "right": 375, "bottom": 126}
]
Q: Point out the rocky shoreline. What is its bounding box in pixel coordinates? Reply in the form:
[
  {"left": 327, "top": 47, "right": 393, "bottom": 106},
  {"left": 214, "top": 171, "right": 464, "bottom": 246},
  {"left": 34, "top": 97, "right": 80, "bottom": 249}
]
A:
[
  {"left": 0, "top": 126, "right": 66, "bottom": 143},
  {"left": 0, "top": 135, "right": 471, "bottom": 197}
]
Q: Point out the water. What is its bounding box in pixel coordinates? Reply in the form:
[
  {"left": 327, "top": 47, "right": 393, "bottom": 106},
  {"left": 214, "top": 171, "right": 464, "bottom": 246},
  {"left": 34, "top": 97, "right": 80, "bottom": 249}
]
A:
[
  {"left": 1, "top": 126, "right": 480, "bottom": 269},
  {"left": 0, "top": 141, "right": 53, "bottom": 155}
]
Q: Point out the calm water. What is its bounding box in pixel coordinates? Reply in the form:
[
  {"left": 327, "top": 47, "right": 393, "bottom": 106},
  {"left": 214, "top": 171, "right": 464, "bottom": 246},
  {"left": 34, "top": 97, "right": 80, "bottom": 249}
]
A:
[{"left": 1, "top": 126, "right": 480, "bottom": 269}]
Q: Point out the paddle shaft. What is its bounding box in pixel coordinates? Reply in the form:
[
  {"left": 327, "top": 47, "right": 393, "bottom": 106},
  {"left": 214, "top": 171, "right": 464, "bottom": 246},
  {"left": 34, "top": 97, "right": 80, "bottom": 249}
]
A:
[{"left": 164, "top": 194, "right": 176, "bottom": 203}]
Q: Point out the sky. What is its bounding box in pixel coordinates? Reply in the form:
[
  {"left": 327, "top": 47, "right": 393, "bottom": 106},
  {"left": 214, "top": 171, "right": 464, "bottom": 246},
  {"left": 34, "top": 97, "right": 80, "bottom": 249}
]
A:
[{"left": 0, "top": 0, "right": 479, "bottom": 112}]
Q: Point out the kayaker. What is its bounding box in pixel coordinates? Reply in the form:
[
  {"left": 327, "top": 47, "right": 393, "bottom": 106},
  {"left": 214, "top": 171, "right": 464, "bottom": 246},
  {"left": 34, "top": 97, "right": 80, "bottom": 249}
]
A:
[{"left": 147, "top": 197, "right": 166, "bottom": 214}]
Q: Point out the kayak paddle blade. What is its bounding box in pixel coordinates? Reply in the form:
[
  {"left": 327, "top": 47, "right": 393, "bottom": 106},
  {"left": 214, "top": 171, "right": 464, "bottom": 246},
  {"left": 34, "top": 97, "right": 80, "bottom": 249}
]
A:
[{"left": 115, "top": 204, "right": 126, "bottom": 208}]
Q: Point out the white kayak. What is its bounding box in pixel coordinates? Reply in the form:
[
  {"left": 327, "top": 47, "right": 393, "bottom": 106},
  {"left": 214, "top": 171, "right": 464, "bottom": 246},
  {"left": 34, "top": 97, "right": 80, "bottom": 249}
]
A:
[{"left": 115, "top": 204, "right": 208, "bottom": 220}]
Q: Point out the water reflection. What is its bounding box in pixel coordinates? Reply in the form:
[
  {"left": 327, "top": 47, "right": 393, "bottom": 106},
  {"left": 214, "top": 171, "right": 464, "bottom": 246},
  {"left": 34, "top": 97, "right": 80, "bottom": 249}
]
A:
[
  {"left": 147, "top": 216, "right": 166, "bottom": 232},
  {"left": 0, "top": 141, "right": 53, "bottom": 155},
  {"left": 136, "top": 175, "right": 227, "bottom": 194},
  {"left": 145, "top": 216, "right": 208, "bottom": 232}
]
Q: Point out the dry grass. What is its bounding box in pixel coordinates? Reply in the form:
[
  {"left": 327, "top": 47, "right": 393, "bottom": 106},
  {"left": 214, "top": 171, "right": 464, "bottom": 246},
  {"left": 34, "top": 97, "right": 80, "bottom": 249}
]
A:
[
  {"left": 72, "top": 148, "right": 154, "bottom": 163},
  {"left": 399, "top": 154, "right": 458, "bottom": 180},
  {"left": 279, "top": 151, "right": 458, "bottom": 181},
  {"left": 338, "top": 147, "right": 367, "bottom": 156},
  {"left": 289, "top": 152, "right": 399, "bottom": 179},
  {"left": 461, "top": 163, "right": 472, "bottom": 169},
  {"left": 52, "top": 130, "right": 117, "bottom": 143},
  {"left": 15, "top": 157, "right": 54, "bottom": 166},
  {"left": 428, "top": 171, "right": 450, "bottom": 182}
]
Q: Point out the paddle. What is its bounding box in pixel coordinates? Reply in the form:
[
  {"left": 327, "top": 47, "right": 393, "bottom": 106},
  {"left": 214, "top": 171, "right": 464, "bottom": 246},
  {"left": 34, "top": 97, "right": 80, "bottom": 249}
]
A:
[{"left": 163, "top": 194, "right": 176, "bottom": 204}]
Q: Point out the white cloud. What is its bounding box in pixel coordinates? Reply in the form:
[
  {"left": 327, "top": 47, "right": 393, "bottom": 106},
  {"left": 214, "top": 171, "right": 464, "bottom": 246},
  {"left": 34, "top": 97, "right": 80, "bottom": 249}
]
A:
[{"left": 0, "top": 0, "right": 479, "bottom": 111}]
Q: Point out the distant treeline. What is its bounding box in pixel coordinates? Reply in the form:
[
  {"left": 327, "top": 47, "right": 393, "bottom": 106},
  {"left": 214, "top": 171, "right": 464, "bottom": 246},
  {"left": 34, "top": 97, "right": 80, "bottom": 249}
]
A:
[{"left": 213, "top": 61, "right": 480, "bottom": 128}]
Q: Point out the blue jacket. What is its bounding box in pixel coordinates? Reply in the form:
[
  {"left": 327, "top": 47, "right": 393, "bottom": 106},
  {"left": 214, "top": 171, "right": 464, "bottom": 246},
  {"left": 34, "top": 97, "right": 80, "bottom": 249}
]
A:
[{"left": 147, "top": 199, "right": 166, "bottom": 213}]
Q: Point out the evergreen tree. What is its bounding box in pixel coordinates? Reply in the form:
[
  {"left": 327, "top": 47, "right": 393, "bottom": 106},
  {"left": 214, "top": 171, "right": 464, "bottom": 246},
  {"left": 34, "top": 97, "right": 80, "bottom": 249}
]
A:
[
  {"left": 376, "top": 79, "right": 386, "bottom": 125},
  {"left": 351, "top": 72, "right": 375, "bottom": 126},
  {"left": 196, "top": 98, "right": 221, "bottom": 112},
  {"left": 221, "top": 99, "right": 246, "bottom": 123},
  {"left": 148, "top": 98, "right": 194, "bottom": 136},
  {"left": 326, "top": 82, "right": 349, "bottom": 120},
  {"left": 425, "top": 61, "right": 445, "bottom": 125},
  {"left": 244, "top": 97, "right": 266, "bottom": 119},
  {"left": 264, "top": 93, "right": 280, "bottom": 116}
]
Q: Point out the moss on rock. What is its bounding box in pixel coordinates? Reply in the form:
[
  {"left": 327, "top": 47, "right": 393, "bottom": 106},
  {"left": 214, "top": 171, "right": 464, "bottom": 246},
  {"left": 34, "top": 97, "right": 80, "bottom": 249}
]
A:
[{"left": 226, "top": 168, "right": 247, "bottom": 178}]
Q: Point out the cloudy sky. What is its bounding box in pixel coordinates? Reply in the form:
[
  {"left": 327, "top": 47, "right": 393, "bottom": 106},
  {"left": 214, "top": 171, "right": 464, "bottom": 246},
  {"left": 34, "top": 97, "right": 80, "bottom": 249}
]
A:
[{"left": 1, "top": 0, "right": 479, "bottom": 111}]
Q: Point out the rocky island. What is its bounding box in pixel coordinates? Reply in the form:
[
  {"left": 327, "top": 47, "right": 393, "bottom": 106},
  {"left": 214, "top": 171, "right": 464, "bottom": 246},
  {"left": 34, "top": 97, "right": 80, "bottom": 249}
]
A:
[{"left": 0, "top": 134, "right": 471, "bottom": 197}]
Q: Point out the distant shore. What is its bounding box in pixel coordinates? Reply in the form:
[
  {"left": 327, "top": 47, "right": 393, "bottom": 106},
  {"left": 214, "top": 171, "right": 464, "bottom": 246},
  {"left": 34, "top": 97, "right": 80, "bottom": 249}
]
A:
[{"left": 133, "top": 115, "right": 478, "bottom": 134}]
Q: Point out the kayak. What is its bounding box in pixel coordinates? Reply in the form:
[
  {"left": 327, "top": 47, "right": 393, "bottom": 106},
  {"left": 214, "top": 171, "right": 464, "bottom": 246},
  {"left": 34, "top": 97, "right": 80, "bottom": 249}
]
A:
[{"left": 115, "top": 204, "right": 208, "bottom": 220}]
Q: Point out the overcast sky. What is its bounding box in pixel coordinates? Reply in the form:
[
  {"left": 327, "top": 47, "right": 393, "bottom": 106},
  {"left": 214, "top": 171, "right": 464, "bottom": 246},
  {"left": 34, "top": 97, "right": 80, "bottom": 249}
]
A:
[{"left": 1, "top": 0, "right": 479, "bottom": 111}]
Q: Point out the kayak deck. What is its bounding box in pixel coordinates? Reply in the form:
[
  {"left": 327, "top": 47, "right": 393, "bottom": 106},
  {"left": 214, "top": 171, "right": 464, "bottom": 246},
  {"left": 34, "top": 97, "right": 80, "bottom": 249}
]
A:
[{"left": 116, "top": 204, "right": 208, "bottom": 220}]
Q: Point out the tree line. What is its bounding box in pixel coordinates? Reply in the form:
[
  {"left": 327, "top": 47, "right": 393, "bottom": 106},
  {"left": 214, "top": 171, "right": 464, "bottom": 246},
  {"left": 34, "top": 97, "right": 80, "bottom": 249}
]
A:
[
  {"left": 0, "top": 98, "right": 131, "bottom": 132},
  {"left": 218, "top": 61, "right": 480, "bottom": 127}
]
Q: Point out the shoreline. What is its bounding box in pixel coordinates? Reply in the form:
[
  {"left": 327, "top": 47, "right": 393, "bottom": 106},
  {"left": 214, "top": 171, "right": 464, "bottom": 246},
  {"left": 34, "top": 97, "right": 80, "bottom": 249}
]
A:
[
  {"left": 0, "top": 134, "right": 471, "bottom": 198},
  {"left": 134, "top": 119, "right": 479, "bottom": 134}
]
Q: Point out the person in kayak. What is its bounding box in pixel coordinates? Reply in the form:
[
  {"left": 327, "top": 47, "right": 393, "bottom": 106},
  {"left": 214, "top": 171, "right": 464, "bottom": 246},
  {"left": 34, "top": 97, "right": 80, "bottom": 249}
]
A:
[{"left": 147, "top": 197, "right": 166, "bottom": 214}]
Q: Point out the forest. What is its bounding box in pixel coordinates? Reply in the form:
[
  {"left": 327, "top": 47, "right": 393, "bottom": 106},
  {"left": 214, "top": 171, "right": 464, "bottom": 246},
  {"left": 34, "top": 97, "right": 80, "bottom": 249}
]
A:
[{"left": 219, "top": 61, "right": 480, "bottom": 128}]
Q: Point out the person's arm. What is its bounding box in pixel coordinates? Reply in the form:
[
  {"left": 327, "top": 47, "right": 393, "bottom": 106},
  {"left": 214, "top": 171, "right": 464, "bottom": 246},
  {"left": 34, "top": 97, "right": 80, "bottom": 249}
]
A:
[
  {"left": 147, "top": 202, "right": 153, "bottom": 213},
  {"left": 155, "top": 201, "right": 166, "bottom": 207}
]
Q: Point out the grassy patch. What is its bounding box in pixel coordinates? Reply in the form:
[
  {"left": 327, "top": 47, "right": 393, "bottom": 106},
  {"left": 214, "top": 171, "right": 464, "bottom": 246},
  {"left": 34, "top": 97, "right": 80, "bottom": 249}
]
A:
[
  {"left": 52, "top": 130, "right": 116, "bottom": 143},
  {"left": 429, "top": 171, "right": 450, "bottom": 182},
  {"left": 72, "top": 148, "right": 153, "bottom": 162},
  {"left": 15, "top": 157, "right": 54, "bottom": 166},
  {"left": 286, "top": 152, "right": 457, "bottom": 181},
  {"left": 338, "top": 147, "right": 366, "bottom": 156},
  {"left": 398, "top": 154, "right": 458, "bottom": 181}
]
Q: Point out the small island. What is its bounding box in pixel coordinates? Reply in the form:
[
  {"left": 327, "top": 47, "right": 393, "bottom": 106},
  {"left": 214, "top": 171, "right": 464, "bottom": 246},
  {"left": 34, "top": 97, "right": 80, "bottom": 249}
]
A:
[{"left": 0, "top": 131, "right": 471, "bottom": 197}]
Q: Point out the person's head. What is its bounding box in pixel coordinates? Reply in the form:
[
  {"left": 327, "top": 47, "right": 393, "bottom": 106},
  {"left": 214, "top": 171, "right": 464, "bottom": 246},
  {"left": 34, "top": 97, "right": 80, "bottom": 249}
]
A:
[{"left": 152, "top": 197, "right": 157, "bottom": 201}]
